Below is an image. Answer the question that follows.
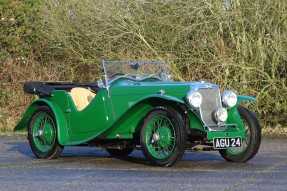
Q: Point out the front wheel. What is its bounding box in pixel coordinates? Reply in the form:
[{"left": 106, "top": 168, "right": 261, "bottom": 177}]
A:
[
  {"left": 28, "top": 106, "right": 63, "bottom": 159},
  {"left": 219, "top": 106, "right": 261, "bottom": 162},
  {"left": 140, "top": 107, "right": 186, "bottom": 167}
]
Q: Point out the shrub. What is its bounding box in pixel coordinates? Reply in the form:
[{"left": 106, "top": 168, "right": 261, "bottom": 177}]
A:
[
  {"left": 43, "top": 0, "right": 287, "bottom": 127},
  {"left": 0, "top": 0, "right": 286, "bottom": 130}
]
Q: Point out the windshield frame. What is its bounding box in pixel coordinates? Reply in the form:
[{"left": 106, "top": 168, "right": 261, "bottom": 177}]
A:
[{"left": 101, "top": 60, "right": 171, "bottom": 88}]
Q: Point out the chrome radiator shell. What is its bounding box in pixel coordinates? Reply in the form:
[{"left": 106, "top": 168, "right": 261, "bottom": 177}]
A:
[{"left": 197, "top": 87, "right": 223, "bottom": 129}]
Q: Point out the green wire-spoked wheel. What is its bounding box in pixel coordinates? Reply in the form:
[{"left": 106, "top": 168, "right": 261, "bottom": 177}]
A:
[
  {"left": 219, "top": 106, "right": 261, "bottom": 162},
  {"left": 140, "top": 107, "right": 186, "bottom": 167},
  {"left": 28, "top": 106, "right": 63, "bottom": 159}
]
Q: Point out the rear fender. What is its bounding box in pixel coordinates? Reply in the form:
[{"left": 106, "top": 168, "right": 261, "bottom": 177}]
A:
[{"left": 14, "top": 99, "right": 69, "bottom": 145}]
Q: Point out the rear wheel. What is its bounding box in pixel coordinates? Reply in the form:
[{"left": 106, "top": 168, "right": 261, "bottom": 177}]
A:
[
  {"left": 28, "top": 106, "right": 63, "bottom": 159},
  {"left": 219, "top": 106, "right": 261, "bottom": 162},
  {"left": 140, "top": 107, "right": 186, "bottom": 167}
]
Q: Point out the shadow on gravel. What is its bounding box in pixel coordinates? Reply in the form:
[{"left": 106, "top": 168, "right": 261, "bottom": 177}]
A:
[
  {"left": 113, "top": 151, "right": 225, "bottom": 167},
  {"left": 6, "top": 141, "right": 34, "bottom": 157},
  {"left": 4, "top": 140, "right": 258, "bottom": 170}
]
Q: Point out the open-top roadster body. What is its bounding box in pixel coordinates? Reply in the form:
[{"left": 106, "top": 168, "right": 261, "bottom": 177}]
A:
[{"left": 15, "top": 60, "right": 261, "bottom": 166}]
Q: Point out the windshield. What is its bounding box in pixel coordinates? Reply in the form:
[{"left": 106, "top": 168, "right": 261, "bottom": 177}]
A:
[{"left": 102, "top": 60, "right": 171, "bottom": 84}]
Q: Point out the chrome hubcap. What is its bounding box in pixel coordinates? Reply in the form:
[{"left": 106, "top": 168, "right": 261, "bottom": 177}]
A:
[{"left": 151, "top": 133, "right": 160, "bottom": 143}]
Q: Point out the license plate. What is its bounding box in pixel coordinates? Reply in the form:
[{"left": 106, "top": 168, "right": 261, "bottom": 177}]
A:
[{"left": 213, "top": 137, "right": 242, "bottom": 149}]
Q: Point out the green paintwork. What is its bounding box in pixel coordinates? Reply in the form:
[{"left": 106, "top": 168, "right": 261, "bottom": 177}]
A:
[
  {"left": 206, "top": 107, "right": 246, "bottom": 141},
  {"left": 15, "top": 78, "right": 255, "bottom": 146},
  {"left": 15, "top": 91, "right": 69, "bottom": 145},
  {"left": 144, "top": 114, "right": 176, "bottom": 160},
  {"left": 224, "top": 107, "right": 251, "bottom": 155},
  {"left": 188, "top": 111, "right": 205, "bottom": 131}
]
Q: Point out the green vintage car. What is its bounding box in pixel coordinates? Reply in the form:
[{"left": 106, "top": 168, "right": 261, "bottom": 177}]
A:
[{"left": 15, "top": 60, "right": 261, "bottom": 166}]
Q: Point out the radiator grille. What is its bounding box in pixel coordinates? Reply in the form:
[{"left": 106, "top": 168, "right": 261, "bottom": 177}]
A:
[{"left": 198, "top": 88, "right": 222, "bottom": 128}]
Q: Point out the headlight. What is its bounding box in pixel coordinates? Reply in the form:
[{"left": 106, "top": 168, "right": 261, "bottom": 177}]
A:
[
  {"left": 214, "top": 108, "right": 228, "bottom": 122},
  {"left": 222, "top": 90, "right": 237, "bottom": 108},
  {"left": 187, "top": 91, "right": 202, "bottom": 108}
]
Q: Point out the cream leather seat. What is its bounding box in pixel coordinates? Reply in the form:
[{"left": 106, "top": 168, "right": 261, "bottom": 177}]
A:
[{"left": 69, "top": 87, "right": 96, "bottom": 111}]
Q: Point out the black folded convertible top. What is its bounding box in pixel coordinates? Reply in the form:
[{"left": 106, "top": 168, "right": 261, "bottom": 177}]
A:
[{"left": 23, "top": 81, "right": 99, "bottom": 97}]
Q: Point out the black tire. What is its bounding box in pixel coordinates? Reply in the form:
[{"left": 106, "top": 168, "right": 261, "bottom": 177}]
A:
[
  {"left": 28, "top": 106, "right": 63, "bottom": 159},
  {"left": 106, "top": 147, "right": 134, "bottom": 158},
  {"left": 219, "top": 106, "right": 261, "bottom": 162},
  {"left": 140, "top": 107, "right": 186, "bottom": 167}
]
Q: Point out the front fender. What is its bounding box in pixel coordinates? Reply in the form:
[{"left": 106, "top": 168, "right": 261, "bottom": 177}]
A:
[
  {"left": 102, "top": 94, "right": 188, "bottom": 139},
  {"left": 134, "top": 94, "right": 186, "bottom": 106},
  {"left": 14, "top": 99, "right": 69, "bottom": 145},
  {"left": 237, "top": 95, "right": 256, "bottom": 104}
]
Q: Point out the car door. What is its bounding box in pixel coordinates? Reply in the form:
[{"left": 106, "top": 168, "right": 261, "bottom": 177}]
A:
[{"left": 66, "top": 88, "right": 113, "bottom": 143}]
